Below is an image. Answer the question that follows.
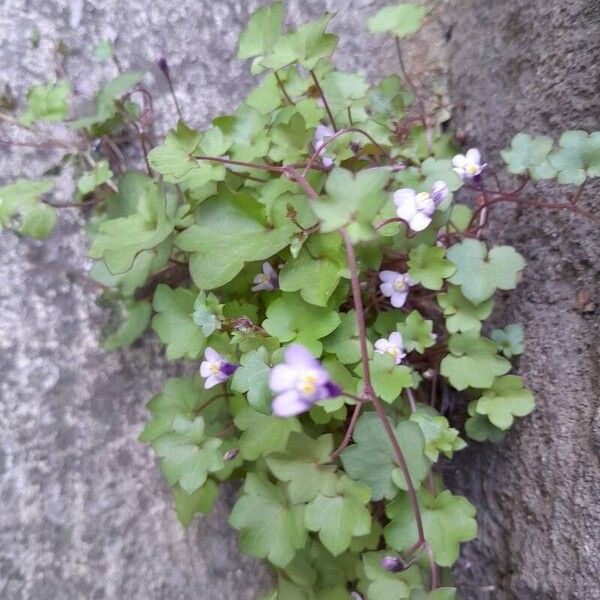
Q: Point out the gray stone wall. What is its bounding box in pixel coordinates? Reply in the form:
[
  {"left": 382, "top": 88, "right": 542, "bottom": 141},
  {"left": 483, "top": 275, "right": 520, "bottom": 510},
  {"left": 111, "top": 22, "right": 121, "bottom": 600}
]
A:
[
  {"left": 445, "top": 1, "right": 600, "bottom": 598},
  {"left": 0, "top": 1, "right": 400, "bottom": 598}
]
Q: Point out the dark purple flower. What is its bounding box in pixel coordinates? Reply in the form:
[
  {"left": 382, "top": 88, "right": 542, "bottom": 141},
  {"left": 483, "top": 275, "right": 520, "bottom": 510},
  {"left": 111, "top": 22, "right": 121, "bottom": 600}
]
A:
[
  {"left": 269, "top": 344, "right": 339, "bottom": 417},
  {"left": 380, "top": 555, "right": 405, "bottom": 573}
]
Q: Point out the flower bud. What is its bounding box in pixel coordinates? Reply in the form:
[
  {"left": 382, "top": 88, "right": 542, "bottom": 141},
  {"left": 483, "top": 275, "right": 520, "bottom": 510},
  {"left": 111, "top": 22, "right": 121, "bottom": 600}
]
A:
[
  {"left": 223, "top": 448, "right": 239, "bottom": 462},
  {"left": 380, "top": 555, "right": 405, "bottom": 573}
]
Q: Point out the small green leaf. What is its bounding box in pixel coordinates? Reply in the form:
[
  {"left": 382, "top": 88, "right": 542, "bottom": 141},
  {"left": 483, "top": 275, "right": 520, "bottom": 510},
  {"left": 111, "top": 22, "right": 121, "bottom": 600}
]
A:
[
  {"left": 369, "top": 352, "right": 413, "bottom": 403},
  {"left": 440, "top": 332, "right": 511, "bottom": 390},
  {"left": 410, "top": 412, "right": 466, "bottom": 462},
  {"left": 231, "top": 347, "right": 273, "bottom": 414},
  {"left": 238, "top": 1, "right": 284, "bottom": 62},
  {"left": 322, "top": 311, "right": 362, "bottom": 364},
  {"left": 305, "top": 475, "right": 372, "bottom": 556},
  {"left": 474, "top": 375, "right": 534, "bottom": 429},
  {"left": 0, "top": 178, "right": 56, "bottom": 240},
  {"left": 152, "top": 415, "right": 224, "bottom": 494},
  {"left": 262, "top": 13, "right": 338, "bottom": 71},
  {"left": 266, "top": 433, "right": 337, "bottom": 503},
  {"left": 20, "top": 80, "right": 70, "bottom": 125},
  {"left": 464, "top": 402, "right": 506, "bottom": 443},
  {"left": 447, "top": 239, "right": 525, "bottom": 304},
  {"left": 360, "top": 551, "right": 411, "bottom": 600},
  {"left": 176, "top": 195, "right": 293, "bottom": 289},
  {"left": 234, "top": 405, "right": 301, "bottom": 460},
  {"left": 385, "top": 489, "right": 477, "bottom": 567},
  {"left": 549, "top": 130, "right": 600, "bottom": 185},
  {"left": 368, "top": 4, "right": 428, "bottom": 38},
  {"left": 229, "top": 473, "right": 307, "bottom": 568},
  {"left": 491, "top": 323, "right": 524, "bottom": 358},
  {"left": 437, "top": 285, "right": 493, "bottom": 333},
  {"left": 262, "top": 293, "right": 340, "bottom": 355},
  {"left": 314, "top": 167, "right": 390, "bottom": 233},
  {"left": 398, "top": 311, "right": 436, "bottom": 354},
  {"left": 408, "top": 245, "right": 456, "bottom": 290},
  {"left": 173, "top": 479, "right": 218, "bottom": 527},
  {"left": 92, "top": 40, "right": 115, "bottom": 61},
  {"left": 101, "top": 299, "right": 151, "bottom": 350},
  {"left": 500, "top": 133, "right": 556, "bottom": 180},
  {"left": 77, "top": 161, "right": 113, "bottom": 195},
  {"left": 341, "top": 412, "right": 430, "bottom": 500},
  {"left": 152, "top": 285, "right": 205, "bottom": 360}
]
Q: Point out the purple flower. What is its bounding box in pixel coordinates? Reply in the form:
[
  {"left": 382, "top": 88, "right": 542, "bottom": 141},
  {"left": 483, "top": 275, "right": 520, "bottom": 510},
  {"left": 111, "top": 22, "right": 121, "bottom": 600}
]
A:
[
  {"left": 251, "top": 262, "right": 278, "bottom": 292},
  {"left": 379, "top": 270, "right": 413, "bottom": 308},
  {"left": 380, "top": 555, "right": 405, "bottom": 573},
  {"left": 374, "top": 331, "right": 406, "bottom": 364},
  {"left": 314, "top": 124, "right": 335, "bottom": 168},
  {"left": 199, "top": 347, "right": 237, "bottom": 389},
  {"left": 269, "top": 344, "right": 340, "bottom": 417},
  {"left": 452, "top": 148, "right": 486, "bottom": 180},
  {"left": 393, "top": 180, "right": 448, "bottom": 232}
]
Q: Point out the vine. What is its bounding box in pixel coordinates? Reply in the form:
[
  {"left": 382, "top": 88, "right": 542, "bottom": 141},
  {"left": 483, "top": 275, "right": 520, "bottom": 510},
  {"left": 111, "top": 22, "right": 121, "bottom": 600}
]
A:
[{"left": 1, "top": 3, "right": 599, "bottom": 599}]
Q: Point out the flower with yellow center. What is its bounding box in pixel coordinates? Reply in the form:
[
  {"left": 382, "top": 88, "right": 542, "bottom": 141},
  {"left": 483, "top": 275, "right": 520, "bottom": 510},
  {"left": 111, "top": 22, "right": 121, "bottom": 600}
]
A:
[
  {"left": 374, "top": 331, "right": 406, "bottom": 365},
  {"left": 452, "top": 148, "right": 486, "bottom": 180},
  {"left": 379, "top": 270, "right": 413, "bottom": 308}
]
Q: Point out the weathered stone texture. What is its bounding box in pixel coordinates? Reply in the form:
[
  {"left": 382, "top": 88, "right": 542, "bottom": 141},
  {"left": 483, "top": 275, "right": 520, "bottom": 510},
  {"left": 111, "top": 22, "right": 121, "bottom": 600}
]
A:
[{"left": 445, "top": 2, "right": 600, "bottom": 599}]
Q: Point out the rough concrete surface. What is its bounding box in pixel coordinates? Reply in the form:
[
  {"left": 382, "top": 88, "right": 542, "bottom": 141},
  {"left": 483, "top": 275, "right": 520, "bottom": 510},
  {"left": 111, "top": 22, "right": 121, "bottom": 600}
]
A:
[
  {"left": 0, "top": 1, "right": 418, "bottom": 598},
  {"left": 444, "top": 1, "right": 600, "bottom": 599}
]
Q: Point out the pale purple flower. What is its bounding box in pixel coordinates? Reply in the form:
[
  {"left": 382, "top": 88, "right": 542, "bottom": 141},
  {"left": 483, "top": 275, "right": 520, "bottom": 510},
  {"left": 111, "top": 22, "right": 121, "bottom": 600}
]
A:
[
  {"left": 452, "top": 148, "right": 486, "bottom": 180},
  {"left": 393, "top": 180, "right": 448, "bottom": 232},
  {"left": 200, "top": 347, "right": 237, "bottom": 389},
  {"left": 374, "top": 331, "right": 406, "bottom": 365},
  {"left": 251, "top": 262, "right": 278, "bottom": 292},
  {"left": 269, "top": 344, "right": 340, "bottom": 417},
  {"left": 314, "top": 124, "right": 335, "bottom": 168},
  {"left": 380, "top": 555, "right": 405, "bottom": 573},
  {"left": 379, "top": 270, "right": 413, "bottom": 308}
]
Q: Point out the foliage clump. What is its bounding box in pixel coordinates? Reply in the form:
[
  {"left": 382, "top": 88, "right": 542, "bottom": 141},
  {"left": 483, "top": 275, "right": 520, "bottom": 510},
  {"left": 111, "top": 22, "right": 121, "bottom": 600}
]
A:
[{"left": 2, "top": 2, "right": 598, "bottom": 597}]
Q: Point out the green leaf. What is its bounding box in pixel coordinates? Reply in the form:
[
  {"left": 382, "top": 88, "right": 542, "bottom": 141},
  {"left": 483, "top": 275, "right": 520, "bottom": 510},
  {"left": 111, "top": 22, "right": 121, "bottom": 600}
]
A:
[
  {"left": 176, "top": 195, "right": 293, "bottom": 289},
  {"left": 279, "top": 246, "right": 343, "bottom": 307},
  {"left": 70, "top": 72, "right": 145, "bottom": 129},
  {"left": 262, "top": 13, "right": 338, "bottom": 71},
  {"left": 266, "top": 433, "right": 337, "bottom": 503},
  {"left": 474, "top": 375, "right": 534, "bottom": 429},
  {"left": 234, "top": 405, "right": 301, "bottom": 460},
  {"left": 491, "top": 323, "right": 524, "bottom": 358},
  {"left": 411, "top": 588, "right": 457, "bottom": 600},
  {"left": 229, "top": 473, "right": 307, "bottom": 568},
  {"left": 446, "top": 239, "right": 525, "bottom": 304},
  {"left": 92, "top": 40, "right": 115, "bottom": 61},
  {"left": 549, "top": 130, "right": 600, "bottom": 185},
  {"left": 89, "top": 177, "right": 173, "bottom": 273},
  {"left": 101, "top": 299, "right": 151, "bottom": 350},
  {"left": 262, "top": 293, "right": 340, "bottom": 355},
  {"left": 152, "top": 415, "right": 223, "bottom": 494},
  {"left": 441, "top": 332, "right": 511, "bottom": 391},
  {"left": 340, "top": 412, "right": 430, "bottom": 501},
  {"left": 20, "top": 80, "right": 70, "bottom": 125},
  {"left": 238, "top": 1, "right": 284, "bottom": 62},
  {"left": 77, "top": 161, "right": 113, "bottom": 195},
  {"left": 173, "top": 479, "right": 218, "bottom": 527},
  {"left": 437, "top": 285, "right": 493, "bottom": 333},
  {"left": 0, "top": 178, "right": 57, "bottom": 240},
  {"left": 500, "top": 133, "right": 556, "bottom": 180},
  {"left": 305, "top": 475, "right": 371, "bottom": 556},
  {"left": 408, "top": 245, "right": 456, "bottom": 290},
  {"left": 231, "top": 347, "right": 273, "bottom": 414},
  {"left": 464, "top": 402, "right": 506, "bottom": 443},
  {"left": 268, "top": 112, "right": 313, "bottom": 163},
  {"left": 322, "top": 311, "right": 362, "bottom": 364},
  {"left": 398, "top": 311, "right": 435, "bottom": 354},
  {"left": 369, "top": 352, "right": 413, "bottom": 403},
  {"left": 152, "top": 285, "right": 205, "bottom": 360},
  {"left": 410, "top": 413, "right": 466, "bottom": 462},
  {"left": 314, "top": 167, "right": 389, "bottom": 233},
  {"left": 385, "top": 489, "right": 477, "bottom": 567},
  {"left": 148, "top": 122, "right": 229, "bottom": 189},
  {"left": 368, "top": 4, "right": 428, "bottom": 38},
  {"left": 192, "top": 292, "right": 222, "bottom": 337}
]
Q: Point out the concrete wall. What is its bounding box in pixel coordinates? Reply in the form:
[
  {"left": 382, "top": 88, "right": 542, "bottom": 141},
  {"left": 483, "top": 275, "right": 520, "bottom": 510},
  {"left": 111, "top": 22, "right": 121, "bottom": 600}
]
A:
[{"left": 445, "top": 1, "right": 600, "bottom": 598}]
